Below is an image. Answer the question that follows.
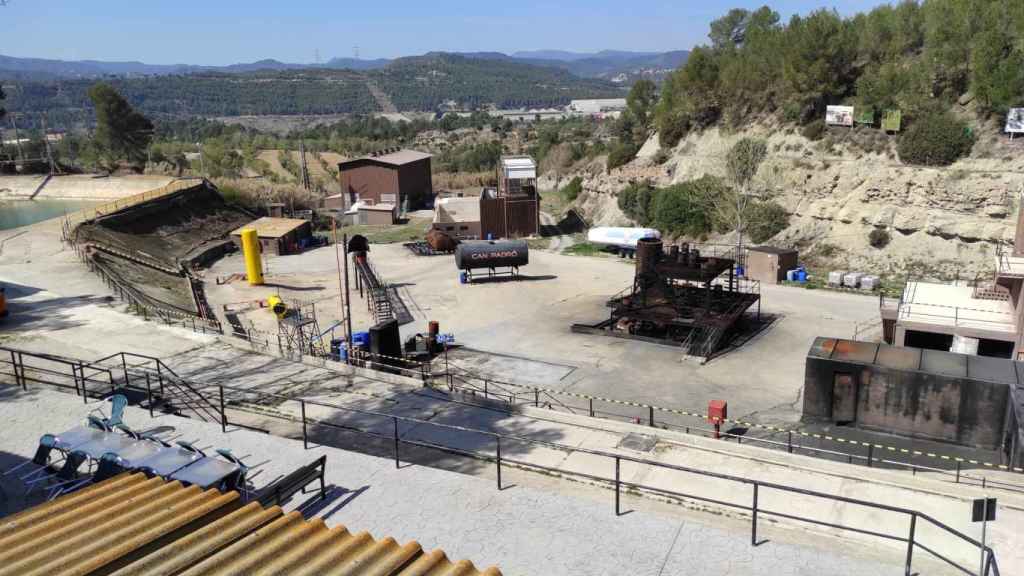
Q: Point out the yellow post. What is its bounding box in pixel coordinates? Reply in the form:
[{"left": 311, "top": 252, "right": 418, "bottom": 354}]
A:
[{"left": 240, "top": 228, "right": 264, "bottom": 286}]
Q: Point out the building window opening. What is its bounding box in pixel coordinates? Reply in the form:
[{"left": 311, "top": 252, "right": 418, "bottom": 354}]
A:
[
  {"left": 904, "top": 330, "right": 954, "bottom": 352},
  {"left": 978, "top": 339, "right": 1014, "bottom": 359}
]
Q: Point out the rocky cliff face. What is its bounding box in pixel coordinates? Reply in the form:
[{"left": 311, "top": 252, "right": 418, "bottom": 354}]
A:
[{"left": 555, "top": 122, "right": 1024, "bottom": 279}]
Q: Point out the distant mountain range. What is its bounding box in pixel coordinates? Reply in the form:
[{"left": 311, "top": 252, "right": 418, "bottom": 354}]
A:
[
  {"left": 3, "top": 53, "right": 627, "bottom": 130},
  {"left": 0, "top": 49, "right": 688, "bottom": 83}
]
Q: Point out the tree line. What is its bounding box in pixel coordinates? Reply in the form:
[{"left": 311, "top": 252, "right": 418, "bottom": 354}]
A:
[{"left": 653, "top": 1, "right": 1023, "bottom": 148}]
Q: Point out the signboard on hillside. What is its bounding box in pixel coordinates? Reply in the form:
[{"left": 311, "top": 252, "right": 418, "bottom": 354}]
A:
[
  {"left": 826, "top": 106, "right": 855, "bottom": 127},
  {"left": 1006, "top": 108, "right": 1024, "bottom": 134}
]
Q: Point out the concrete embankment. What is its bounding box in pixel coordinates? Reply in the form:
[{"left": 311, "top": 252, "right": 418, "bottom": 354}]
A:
[{"left": 0, "top": 174, "right": 174, "bottom": 200}]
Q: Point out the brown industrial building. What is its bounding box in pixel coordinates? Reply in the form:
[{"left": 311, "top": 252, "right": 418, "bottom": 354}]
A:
[
  {"left": 338, "top": 148, "right": 433, "bottom": 211},
  {"left": 230, "top": 217, "right": 313, "bottom": 256},
  {"left": 745, "top": 246, "right": 799, "bottom": 285},
  {"left": 480, "top": 157, "right": 540, "bottom": 239}
]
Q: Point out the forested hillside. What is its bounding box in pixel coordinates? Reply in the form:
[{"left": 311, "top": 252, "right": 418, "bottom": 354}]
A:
[
  {"left": 654, "top": 0, "right": 1024, "bottom": 147},
  {"left": 2, "top": 54, "right": 623, "bottom": 130},
  {"left": 375, "top": 53, "right": 621, "bottom": 110}
]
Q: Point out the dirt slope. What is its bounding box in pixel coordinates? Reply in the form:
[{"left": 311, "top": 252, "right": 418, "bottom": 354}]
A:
[{"left": 562, "top": 122, "right": 1024, "bottom": 278}]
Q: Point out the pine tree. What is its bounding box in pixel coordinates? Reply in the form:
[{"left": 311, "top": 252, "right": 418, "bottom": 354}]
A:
[{"left": 87, "top": 83, "right": 154, "bottom": 171}]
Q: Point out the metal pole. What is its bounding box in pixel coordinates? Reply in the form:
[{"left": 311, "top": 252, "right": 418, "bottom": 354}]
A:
[
  {"left": 867, "top": 445, "right": 873, "bottom": 467},
  {"left": 649, "top": 406, "right": 654, "bottom": 427},
  {"left": 219, "top": 386, "right": 226, "bottom": 433},
  {"left": 301, "top": 400, "right": 308, "bottom": 450},
  {"left": 956, "top": 461, "right": 961, "bottom": 483},
  {"left": 121, "top": 353, "right": 129, "bottom": 389},
  {"left": 981, "top": 500, "right": 988, "bottom": 576},
  {"left": 343, "top": 234, "right": 353, "bottom": 361},
  {"left": 496, "top": 435, "right": 502, "bottom": 490},
  {"left": 333, "top": 218, "right": 345, "bottom": 330},
  {"left": 904, "top": 513, "right": 916, "bottom": 576},
  {"left": 590, "top": 398, "right": 594, "bottom": 417},
  {"left": 787, "top": 431, "right": 793, "bottom": 453},
  {"left": 393, "top": 417, "right": 400, "bottom": 469},
  {"left": 534, "top": 388, "right": 539, "bottom": 407},
  {"left": 145, "top": 373, "right": 153, "bottom": 417},
  {"left": 10, "top": 350, "right": 19, "bottom": 388},
  {"left": 614, "top": 456, "right": 621, "bottom": 516},
  {"left": 751, "top": 483, "right": 759, "bottom": 546},
  {"left": 71, "top": 363, "right": 80, "bottom": 397},
  {"left": 17, "top": 352, "right": 26, "bottom": 391}
]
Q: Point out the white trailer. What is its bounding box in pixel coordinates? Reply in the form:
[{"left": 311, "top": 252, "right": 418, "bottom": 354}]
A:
[{"left": 587, "top": 227, "right": 661, "bottom": 258}]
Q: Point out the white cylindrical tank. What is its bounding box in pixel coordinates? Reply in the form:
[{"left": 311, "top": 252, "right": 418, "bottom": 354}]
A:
[{"left": 587, "top": 227, "right": 661, "bottom": 249}]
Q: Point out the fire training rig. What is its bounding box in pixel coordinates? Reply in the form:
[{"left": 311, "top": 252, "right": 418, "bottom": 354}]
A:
[{"left": 573, "top": 237, "right": 760, "bottom": 360}]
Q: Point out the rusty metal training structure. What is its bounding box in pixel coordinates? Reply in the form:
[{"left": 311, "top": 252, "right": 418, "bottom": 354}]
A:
[{"left": 573, "top": 238, "right": 760, "bottom": 359}]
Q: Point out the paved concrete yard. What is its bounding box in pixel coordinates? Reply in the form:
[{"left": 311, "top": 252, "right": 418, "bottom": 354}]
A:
[
  {"left": 207, "top": 242, "right": 882, "bottom": 427},
  {"left": 0, "top": 386, "right": 916, "bottom": 576}
]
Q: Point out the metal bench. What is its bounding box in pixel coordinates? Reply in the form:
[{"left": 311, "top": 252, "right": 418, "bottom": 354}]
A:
[{"left": 256, "top": 455, "right": 326, "bottom": 507}]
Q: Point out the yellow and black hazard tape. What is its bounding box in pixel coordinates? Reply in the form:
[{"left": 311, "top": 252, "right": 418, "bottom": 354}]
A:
[{"left": 444, "top": 368, "right": 1024, "bottom": 474}]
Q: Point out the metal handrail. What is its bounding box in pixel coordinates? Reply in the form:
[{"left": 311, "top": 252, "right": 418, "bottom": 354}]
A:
[
  {"left": 436, "top": 363, "right": 1024, "bottom": 490},
  {"left": 205, "top": 379, "right": 1004, "bottom": 576},
  {"left": 0, "top": 344, "right": 1003, "bottom": 575}
]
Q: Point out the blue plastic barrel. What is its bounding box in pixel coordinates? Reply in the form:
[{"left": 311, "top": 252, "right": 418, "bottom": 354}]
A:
[
  {"left": 459, "top": 271, "right": 468, "bottom": 284},
  {"left": 735, "top": 265, "right": 745, "bottom": 277},
  {"left": 796, "top": 269, "right": 807, "bottom": 283},
  {"left": 352, "top": 331, "right": 370, "bottom": 350}
]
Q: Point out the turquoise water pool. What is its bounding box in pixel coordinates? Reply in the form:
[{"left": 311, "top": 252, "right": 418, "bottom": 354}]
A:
[{"left": 0, "top": 199, "right": 101, "bottom": 231}]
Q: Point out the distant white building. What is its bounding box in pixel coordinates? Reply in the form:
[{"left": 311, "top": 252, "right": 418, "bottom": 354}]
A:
[{"left": 569, "top": 98, "right": 628, "bottom": 116}]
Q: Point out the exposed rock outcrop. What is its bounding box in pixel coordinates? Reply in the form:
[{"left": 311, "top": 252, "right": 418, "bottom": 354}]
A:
[{"left": 560, "top": 123, "right": 1024, "bottom": 278}]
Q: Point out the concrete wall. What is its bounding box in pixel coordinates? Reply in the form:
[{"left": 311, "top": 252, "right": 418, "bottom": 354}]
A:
[
  {"left": 432, "top": 220, "right": 482, "bottom": 239},
  {"left": 803, "top": 355, "right": 1010, "bottom": 449}
]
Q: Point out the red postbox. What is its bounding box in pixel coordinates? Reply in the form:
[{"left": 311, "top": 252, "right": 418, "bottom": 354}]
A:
[{"left": 708, "top": 400, "right": 727, "bottom": 439}]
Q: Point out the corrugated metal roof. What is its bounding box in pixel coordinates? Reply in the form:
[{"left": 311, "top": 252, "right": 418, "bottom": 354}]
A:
[
  {"left": 372, "top": 149, "right": 432, "bottom": 166},
  {"left": 230, "top": 217, "right": 309, "bottom": 239},
  {"left": 0, "top": 473, "right": 501, "bottom": 576},
  {"left": 341, "top": 149, "right": 432, "bottom": 168}
]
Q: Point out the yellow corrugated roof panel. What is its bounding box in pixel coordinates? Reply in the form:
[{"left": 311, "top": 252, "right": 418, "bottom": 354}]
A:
[{"left": 1, "top": 473, "right": 501, "bottom": 576}]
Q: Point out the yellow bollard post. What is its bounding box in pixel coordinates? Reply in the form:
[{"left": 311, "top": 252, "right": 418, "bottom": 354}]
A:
[{"left": 240, "top": 229, "right": 264, "bottom": 286}]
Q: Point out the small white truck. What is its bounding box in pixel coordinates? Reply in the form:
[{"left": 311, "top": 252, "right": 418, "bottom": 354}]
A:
[{"left": 586, "top": 227, "right": 662, "bottom": 258}]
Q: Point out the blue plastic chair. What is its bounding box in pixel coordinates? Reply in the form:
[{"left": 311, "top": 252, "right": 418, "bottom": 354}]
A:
[
  {"left": 48, "top": 452, "right": 125, "bottom": 500},
  {"left": 106, "top": 394, "right": 128, "bottom": 428},
  {"left": 5, "top": 434, "right": 60, "bottom": 480},
  {"left": 216, "top": 448, "right": 251, "bottom": 496}
]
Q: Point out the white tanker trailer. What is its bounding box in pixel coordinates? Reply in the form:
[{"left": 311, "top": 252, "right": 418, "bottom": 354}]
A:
[{"left": 586, "top": 227, "right": 662, "bottom": 258}]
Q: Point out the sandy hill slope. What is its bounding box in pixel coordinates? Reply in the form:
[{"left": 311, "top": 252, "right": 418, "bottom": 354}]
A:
[{"left": 563, "top": 123, "right": 1024, "bottom": 279}]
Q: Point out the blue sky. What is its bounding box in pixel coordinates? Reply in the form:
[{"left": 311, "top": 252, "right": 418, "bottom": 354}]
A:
[{"left": 2, "top": 0, "right": 885, "bottom": 64}]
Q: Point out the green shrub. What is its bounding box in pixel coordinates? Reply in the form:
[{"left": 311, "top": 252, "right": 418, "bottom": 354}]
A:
[
  {"left": 746, "top": 201, "right": 790, "bottom": 243},
  {"left": 801, "top": 120, "right": 826, "bottom": 141},
  {"left": 869, "top": 228, "right": 891, "bottom": 248},
  {"left": 649, "top": 176, "right": 724, "bottom": 238},
  {"left": 617, "top": 182, "right": 656, "bottom": 225},
  {"left": 561, "top": 176, "right": 583, "bottom": 202},
  {"left": 898, "top": 113, "right": 974, "bottom": 166},
  {"left": 607, "top": 141, "right": 639, "bottom": 172},
  {"left": 653, "top": 149, "right": 671, "bottom": 165}
]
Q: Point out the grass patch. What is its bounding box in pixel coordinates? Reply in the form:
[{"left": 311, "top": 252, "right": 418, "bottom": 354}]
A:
[
  {"left": 320, "top": 217, "right": 431, "bottom": 245},
  {"left": 564, "top": 241, "right": 609, "bottom": 257}
]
